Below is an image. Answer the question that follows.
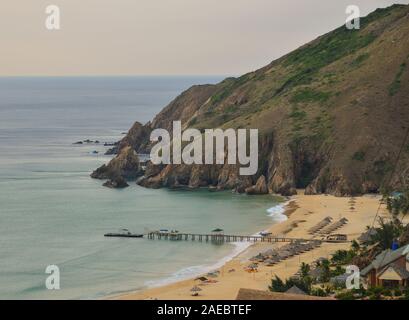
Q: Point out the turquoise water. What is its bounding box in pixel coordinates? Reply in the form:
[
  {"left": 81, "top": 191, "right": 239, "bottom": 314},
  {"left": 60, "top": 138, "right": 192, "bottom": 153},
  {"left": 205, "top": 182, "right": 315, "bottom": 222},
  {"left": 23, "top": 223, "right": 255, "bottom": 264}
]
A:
[{"left": 0, "top": 77, "right": 284, "bottom": 299}]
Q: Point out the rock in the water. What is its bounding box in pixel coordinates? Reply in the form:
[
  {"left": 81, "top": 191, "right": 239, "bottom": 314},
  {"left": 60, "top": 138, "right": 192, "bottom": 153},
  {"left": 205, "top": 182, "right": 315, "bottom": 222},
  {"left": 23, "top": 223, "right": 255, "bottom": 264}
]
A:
[
  {"left": 103, "top": 176, "right": 129, "bottom": 189},
  {"left": 245, "top": 175, "right": 269, "bottom": 195},
  {"left": 104, "top": 146, "right": 119, "bottom": 155}
]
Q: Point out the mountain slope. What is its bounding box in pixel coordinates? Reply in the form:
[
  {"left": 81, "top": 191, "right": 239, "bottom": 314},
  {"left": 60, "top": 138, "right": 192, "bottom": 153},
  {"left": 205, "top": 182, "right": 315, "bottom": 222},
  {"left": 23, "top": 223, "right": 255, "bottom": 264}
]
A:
[{"left": 93, "top": 4, "right": 409, "bottom": 196}]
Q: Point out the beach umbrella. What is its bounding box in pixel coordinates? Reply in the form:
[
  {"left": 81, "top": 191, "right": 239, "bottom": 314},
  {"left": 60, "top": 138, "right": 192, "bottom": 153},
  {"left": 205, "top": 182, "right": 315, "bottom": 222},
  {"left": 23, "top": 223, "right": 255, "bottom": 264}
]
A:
[
  {"left": 195, "top": 276, "right": 208, "bottom": 282},
  {"left": 265, "top": 258, "right": 279, "bottom": 266},
  {"left": 190, "top": 286, "right": 202, "bottom": 293},
  {"left": 263, "top": 249, "right": 276, "bottom": 256},
  {"left": 253, "top": 253, "right": 264, "bottom": 260}
]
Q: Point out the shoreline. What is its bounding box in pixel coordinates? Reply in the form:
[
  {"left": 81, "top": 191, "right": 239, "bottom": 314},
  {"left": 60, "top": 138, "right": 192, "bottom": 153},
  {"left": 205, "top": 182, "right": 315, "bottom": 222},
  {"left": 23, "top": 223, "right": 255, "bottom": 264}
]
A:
[
  {"left": 104, "top": 195, "right": 291, "bottom": 298},
  {"left": 113, "top": 191, "right": 387, "bottom": 300}
]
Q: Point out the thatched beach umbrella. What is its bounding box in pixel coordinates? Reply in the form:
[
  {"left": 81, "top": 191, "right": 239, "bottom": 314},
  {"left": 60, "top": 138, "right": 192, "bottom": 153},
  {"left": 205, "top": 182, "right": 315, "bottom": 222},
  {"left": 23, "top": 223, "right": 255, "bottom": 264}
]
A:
[
  {"left": 195, "top": 276, "right": 208, "bottom": 282},
  {"left": 264, "top": 259, "right": 277, "bottom": 266},
  {"left": 247, "top": 263, "right": 258, "bottom": 270},
  {"left": 263, "top": 249, "right": 276, "bottom": 257},
  {"left": 190, "top": 286, "right": 202, "bottom": 296}
]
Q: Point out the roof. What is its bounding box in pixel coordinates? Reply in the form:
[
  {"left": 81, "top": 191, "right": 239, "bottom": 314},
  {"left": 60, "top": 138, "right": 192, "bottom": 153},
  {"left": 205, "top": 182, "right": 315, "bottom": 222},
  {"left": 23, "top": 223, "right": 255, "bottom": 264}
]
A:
[
  {"left": 361, "top": 244, "right": 409, "bottom": 276},
  {"left": 236, "top": 288, "right": 334, "bottom": 300},
  {"left": 309, "top": 267, "right": 324, "bottom": 279},
  {"left": 285, "top": 285, "right": 307, "bottom": 295},
  {"left": 378, "top": 263, "right": 409, "bottom": 280},
  {"left": 330, "top": 273, "right": 349, "bottom": 284},
  {"left": 358, "top": 229, "right": 377, "bottom": 243}
]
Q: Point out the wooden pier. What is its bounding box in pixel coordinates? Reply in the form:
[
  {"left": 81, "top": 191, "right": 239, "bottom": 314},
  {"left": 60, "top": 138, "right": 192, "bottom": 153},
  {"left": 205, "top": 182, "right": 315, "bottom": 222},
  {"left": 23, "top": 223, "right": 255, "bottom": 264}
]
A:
[{"left": 145, "top": 231, "right": 344, "bottom": 244}]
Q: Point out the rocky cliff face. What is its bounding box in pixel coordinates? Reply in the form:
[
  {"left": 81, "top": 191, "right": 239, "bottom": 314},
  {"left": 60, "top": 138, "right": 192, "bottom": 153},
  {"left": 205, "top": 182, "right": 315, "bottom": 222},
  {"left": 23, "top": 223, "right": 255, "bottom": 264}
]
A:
[
  {"left": 92, "top": 5, "right": 409, "bottom": 196},
  {"left": 91, "top": 146, "right": 142, "bottom": 180}
]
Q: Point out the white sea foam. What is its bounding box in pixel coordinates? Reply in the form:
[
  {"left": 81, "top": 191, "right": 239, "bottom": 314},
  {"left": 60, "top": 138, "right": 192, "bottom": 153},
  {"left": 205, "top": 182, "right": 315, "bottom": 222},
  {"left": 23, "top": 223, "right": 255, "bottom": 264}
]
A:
[
  {"left": 144, "top": 240, "right": 252, "bottom": 289},
  {"left": 266, "top": 200, "right": 290, "bottom": 223}
]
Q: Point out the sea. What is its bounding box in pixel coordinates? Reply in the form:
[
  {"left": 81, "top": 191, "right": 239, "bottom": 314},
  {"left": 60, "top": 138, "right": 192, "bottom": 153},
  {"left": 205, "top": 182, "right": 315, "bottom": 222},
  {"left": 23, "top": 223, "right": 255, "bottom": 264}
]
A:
[{"left": 0, "top": 76, "right": 287, "bottom": 299}]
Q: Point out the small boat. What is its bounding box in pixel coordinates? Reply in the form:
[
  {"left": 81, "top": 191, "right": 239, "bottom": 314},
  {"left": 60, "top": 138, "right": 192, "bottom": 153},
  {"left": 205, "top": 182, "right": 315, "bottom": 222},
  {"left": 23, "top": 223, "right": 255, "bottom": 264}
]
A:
[{"left": 104, "top": 228, "right": 143, "bottom": 238}]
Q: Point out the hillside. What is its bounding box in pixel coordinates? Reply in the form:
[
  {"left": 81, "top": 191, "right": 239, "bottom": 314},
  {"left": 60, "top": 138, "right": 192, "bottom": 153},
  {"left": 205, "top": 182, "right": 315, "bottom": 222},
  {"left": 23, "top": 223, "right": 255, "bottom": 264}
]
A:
[{"left": 92, "top": 4, "right": 409, "bottom": 196}]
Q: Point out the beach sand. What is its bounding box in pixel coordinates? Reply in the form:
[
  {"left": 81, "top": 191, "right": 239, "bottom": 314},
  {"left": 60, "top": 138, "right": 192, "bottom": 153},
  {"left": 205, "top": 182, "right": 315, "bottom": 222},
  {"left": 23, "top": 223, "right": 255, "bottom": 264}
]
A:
[{"left": 115, "top": 191, "right": 388, "bottom": 300}]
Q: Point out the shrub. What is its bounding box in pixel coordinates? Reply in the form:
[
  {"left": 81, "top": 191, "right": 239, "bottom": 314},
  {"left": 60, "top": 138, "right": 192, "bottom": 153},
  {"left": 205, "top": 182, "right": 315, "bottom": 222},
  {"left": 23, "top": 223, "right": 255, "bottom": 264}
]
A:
[
  {"left": 351, "top": 53, "right": 370, "bottom": 66},
  {"left": 269, "top": 275, "right": 312, "bottom": 294},
  {"left": 335, "top": 290, "right": 356, "bottom": 300},
  {"left": 289, "top": 109, "right": 307, "bottom": 120},
  {"left": 383, "top": 289, "right": 393, "bottom": 297},
  {"left": 352, "top": 151, "right": 366, "bottom": 161},
  {"left": 403, "top": 288, "right": 409, "bottom": 300},
  {"left": 367, "top": 286, "right": 383, "bottom": 300},
  {"left": 389, "top": 62, "right": 407, "bottom": 96},
  {"left": 291, "top": 88, "right": 331, "bottom": 104},
  {"left": 311, "top": 287, "right": 328, "bottom": 297}
]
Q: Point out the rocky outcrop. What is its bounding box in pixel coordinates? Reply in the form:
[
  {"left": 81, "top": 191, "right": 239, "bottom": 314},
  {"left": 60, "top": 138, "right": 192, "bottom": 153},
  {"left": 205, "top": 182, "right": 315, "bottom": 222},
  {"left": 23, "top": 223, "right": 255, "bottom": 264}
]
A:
[
  {"left": 103, "top": 176, "right": 129, "bottom": 189},
  {"left": 91, "top": 146, "right": 142, "bottom": 180},
  {"left": 118, "top": 121, "right": 151, "bottom": 153},
  {"left": 245, "top": 176, "right": 269, "bottom": 195}
]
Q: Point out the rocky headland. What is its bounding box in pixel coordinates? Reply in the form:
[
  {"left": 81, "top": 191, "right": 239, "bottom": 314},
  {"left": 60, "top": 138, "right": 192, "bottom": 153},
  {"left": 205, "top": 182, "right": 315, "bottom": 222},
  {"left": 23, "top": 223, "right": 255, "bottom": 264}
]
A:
[{"left": 92, "top": 5, "right": 409, "bottom": 196}]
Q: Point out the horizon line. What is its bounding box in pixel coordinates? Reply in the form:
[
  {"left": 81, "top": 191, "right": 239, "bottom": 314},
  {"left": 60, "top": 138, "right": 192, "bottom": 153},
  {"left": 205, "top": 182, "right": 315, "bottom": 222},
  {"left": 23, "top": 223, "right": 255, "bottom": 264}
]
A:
[{"left": 0, "top": 74, "right": 233, "bottom": 78}]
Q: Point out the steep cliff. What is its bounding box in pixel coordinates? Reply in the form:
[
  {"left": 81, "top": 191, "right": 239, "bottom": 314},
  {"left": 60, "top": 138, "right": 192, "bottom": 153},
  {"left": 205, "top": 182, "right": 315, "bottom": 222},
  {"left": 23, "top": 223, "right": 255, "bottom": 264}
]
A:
[{"left": 92, "top": 5, "right": 409, "bottom": 196}]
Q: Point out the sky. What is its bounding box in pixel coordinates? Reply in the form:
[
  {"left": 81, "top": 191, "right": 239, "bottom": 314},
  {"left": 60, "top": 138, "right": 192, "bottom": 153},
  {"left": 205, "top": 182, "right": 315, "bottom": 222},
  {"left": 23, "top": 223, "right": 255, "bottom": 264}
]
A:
[{"left": 0, "top": 0, "right": 408, "bottom": 76}]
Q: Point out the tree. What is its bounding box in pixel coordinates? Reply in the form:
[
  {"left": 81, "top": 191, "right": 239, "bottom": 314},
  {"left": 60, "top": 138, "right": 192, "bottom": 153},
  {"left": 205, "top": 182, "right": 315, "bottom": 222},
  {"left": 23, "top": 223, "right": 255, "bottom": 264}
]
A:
[
  {"left": 269, "top": 275, "right": 312, "bottom": 294},
  {"left": 331, "top": 249, "right": 356, "bottom": 265},
  {"left": 269, "top": 276, "right": 286, "bottom": 292},
  {"left": 387, "top": 191, "right": 409, "bottom": 219},
  {"left": 320, "top": 259, "right": 331, "bottom": 283},
  {"left": 369, "top": 217, "right": 403, "bottom": 250},
  {"left": 351, "top": 240, "right": 360, "bottom": 253},
  {"left": 300, "top": 263, "right": 311, "bottom": 278}
]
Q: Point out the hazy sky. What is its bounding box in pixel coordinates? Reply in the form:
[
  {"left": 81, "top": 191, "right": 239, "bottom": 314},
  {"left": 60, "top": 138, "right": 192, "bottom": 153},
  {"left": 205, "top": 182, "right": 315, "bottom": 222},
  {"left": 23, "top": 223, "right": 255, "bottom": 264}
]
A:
[{"left": 1, "top": 0, "right": 408, "bottom": 76}]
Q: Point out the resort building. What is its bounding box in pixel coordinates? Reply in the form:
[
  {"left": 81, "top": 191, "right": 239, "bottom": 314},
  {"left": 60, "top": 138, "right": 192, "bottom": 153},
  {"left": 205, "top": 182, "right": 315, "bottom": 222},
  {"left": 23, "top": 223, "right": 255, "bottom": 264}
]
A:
[{"left": 361, "top": 244, "right": 409, "bottom": 288}]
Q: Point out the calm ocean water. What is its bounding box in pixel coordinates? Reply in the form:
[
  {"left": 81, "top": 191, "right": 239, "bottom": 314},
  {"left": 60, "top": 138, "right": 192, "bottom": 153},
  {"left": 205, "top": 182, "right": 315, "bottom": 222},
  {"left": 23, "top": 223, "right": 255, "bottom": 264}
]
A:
[{"left": 0, "top": 77, "right": 285, "bottom": 299}]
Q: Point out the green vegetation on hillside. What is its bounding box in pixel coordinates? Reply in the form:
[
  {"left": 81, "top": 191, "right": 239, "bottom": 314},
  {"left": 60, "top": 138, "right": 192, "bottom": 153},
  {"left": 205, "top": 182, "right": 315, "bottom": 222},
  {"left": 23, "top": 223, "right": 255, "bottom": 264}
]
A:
[
  {"left": 389, "top": 62, "right": 407, "bottom": 96},
  {"left": 279, "top": 28, "right": 377, "bottom": 95},
  {"left": 352, "top": 151, "right": 366, "bottom": 161},
  {"left": 351, "top": 53, "right": 370, "bottom": 67},
  {"left": 291, "top": 88, "right": 331, "bottom": 104}
]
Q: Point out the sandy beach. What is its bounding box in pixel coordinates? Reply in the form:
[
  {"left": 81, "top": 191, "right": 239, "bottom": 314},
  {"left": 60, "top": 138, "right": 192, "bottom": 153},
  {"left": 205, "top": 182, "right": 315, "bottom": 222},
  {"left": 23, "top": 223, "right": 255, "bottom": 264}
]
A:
[{"left": 116, "top": 191, "right": 388, "bottom": 300}]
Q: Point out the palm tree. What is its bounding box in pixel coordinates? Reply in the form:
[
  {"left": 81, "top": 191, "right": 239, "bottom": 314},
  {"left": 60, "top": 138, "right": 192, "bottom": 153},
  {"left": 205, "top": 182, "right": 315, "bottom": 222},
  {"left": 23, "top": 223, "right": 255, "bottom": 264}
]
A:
[
  {"left": 370, "top": 217, "right": 403, "bottom": 250},
  {"left": 317, "top": 259, "right": 331, "bottom": 283},
  {"left": 387, "top": 191, "right": 409, "bottom": 219},
  {"left": 351, "top": 240, "right": 360, "bottom": 253}
]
